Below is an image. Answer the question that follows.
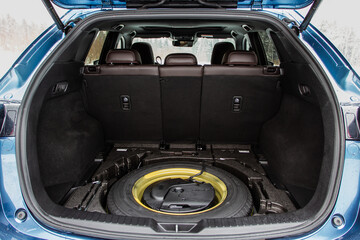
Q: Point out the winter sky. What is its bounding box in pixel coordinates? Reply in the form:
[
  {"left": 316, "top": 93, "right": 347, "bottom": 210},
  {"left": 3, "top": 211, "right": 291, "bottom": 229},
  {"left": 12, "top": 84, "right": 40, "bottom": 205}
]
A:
[{"left": 0, "top": 0, "right": 67, "bottom": 26}]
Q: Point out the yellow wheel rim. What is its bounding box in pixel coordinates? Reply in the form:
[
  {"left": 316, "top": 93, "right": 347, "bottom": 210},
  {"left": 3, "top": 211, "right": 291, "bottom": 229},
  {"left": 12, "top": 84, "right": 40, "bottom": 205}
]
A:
[{"left": 132, "top": 168, "right": 227, "bottom": 215}]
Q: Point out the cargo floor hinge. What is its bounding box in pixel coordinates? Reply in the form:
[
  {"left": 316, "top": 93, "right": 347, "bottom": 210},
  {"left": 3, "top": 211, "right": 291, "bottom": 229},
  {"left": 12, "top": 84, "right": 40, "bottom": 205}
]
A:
[
  {"left": 94, "top": 144, "right": 112, "bottom": 163},
  {"left": 257, "top": 154, "right": 268, "bottom": 166},
  {"left": 94, "top": 152, "right": 105, "bottom": 163},
  {"left": 196, "top": 141, "right": 206, "bottom": 151},
  {"left": 159, "top": 141, "right": 169, "bottom": 150},
  {"left": 252, "top": 145, "right": 267, "bottom": 165}
]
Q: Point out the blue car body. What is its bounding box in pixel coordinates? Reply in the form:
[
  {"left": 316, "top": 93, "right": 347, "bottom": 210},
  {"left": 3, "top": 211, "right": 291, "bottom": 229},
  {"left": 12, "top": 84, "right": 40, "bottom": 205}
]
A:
[{"left": 1, "top": 1, "right": 360, "bottom": 239}]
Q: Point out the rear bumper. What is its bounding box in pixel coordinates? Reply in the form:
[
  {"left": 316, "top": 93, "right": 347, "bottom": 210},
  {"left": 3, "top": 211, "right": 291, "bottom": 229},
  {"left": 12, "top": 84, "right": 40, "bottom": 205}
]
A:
[
  {"left": 299, "top": 141, "right": 360, "bottom": 239},
  {"left": 0, "top": 137, "right": 359, "bottom": 239},
  {"left": 0, "top": 137, "right": 67, "bottom": 240}
]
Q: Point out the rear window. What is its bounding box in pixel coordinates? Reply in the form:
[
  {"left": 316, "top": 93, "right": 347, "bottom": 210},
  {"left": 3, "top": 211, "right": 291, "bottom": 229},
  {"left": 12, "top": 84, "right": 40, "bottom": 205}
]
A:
[
  {"left": 258, "top": 31, "right": 280, "bottom": 66},
  {"left": 131, "top": 37, "right": 235, "bottom": 65}
]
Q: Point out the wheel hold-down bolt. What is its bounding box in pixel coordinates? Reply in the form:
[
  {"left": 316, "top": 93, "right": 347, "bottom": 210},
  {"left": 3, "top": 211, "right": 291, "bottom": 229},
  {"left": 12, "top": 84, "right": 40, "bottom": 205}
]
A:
[
  {"left": 15, "top": 209, "right": 27, "bottom": 223},
  {"left": 332, "top": 214, "right": 345, "bottom": 229}
]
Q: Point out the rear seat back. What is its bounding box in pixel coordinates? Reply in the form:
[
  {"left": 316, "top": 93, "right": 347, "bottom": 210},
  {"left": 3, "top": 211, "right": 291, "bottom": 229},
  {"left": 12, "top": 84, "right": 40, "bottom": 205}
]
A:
[
  {"left": 83, "top": 49, "right": 162, "bottom": 142},
  {"left": 159, "top": 53, "right": 203, "bottom": 142},
  {"left": 84, "top": 49, "right": 282, "bottom": 144},
  {"left": 200, "top": 51, "right": 282, "bottom": 143}
]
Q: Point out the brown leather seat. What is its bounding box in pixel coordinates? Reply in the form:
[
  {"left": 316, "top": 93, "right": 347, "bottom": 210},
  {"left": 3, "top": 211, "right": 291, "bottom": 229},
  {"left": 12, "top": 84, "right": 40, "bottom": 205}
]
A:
[
  {"left": 159, "top": 53, "right": 203, "bottom": 142},
  {"left": 83, "top": 49, "right": 162, "bottom": 142},
  {"left": 200, "top": 50, "right": 282, "bottom": 143}
]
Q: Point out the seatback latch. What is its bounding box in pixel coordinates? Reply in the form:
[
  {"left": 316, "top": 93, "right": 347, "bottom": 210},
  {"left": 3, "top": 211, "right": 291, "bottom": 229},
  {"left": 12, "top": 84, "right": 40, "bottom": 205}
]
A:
[
  {"left": 232, "top": 96, "right": 242, "bottom": 112},
  {"left": 120, "top": 95, "right": 131, "bottom": 111}
]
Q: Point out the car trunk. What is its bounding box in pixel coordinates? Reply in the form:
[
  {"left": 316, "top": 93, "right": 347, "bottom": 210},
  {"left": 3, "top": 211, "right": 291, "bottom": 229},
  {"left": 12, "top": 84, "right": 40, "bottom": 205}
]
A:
[
  {"left": 37, "top": 63, "right": 323, "bottom": 206},
  {"left": 17, "top": 9, "right": 343, "bottom": 239}
]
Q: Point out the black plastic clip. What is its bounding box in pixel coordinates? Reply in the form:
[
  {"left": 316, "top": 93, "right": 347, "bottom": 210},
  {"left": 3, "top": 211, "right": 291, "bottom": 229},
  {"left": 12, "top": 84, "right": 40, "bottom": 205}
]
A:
[{"left": 52, "top": 82, "right": 68, "bottom": 95}]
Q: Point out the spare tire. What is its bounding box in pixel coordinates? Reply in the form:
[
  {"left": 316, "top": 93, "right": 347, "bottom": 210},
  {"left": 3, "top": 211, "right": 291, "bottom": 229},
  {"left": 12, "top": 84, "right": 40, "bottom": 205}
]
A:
[{"left": 107, "top": 162, "right": 253, "bottom": 222}]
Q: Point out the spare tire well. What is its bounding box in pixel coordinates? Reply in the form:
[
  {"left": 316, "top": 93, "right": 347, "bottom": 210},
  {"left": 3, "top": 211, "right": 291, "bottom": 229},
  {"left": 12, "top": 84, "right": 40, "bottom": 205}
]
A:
[{"left": 107, "top": 163, "right": 253, "bottom": 221}]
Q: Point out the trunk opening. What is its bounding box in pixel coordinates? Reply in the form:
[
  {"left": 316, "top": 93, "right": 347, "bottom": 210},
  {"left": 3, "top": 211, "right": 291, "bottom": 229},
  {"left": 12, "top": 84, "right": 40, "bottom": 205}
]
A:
[{"left": 17, "top": 10, "right": 343, "bottom": 239}]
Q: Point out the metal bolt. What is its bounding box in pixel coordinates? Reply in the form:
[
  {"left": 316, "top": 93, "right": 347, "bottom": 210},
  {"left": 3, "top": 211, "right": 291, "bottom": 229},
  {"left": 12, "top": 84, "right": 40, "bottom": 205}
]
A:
[
  {"left": 348, "top": 143, "right": 359, "bottom": 156},
  {"left": 15, "top": 209, "right": 27, "bottom": 223},
  {"left": 332, "top": 215, "right": 345, "bottom": 229},
  {"left": 234, "top": 98, "right": 240, "bottom": 103},
  {"left": 350, "top": 96, "right": 359, "bottom": 102},
  {"left": 123, "top": 97, "right": 129, "bottom": 103},
  {"left": 173, "top": 187, "right": 184, "bottom": 193},
  {"left": 4, "top": 93, "right": 13, "bottom": 100}
]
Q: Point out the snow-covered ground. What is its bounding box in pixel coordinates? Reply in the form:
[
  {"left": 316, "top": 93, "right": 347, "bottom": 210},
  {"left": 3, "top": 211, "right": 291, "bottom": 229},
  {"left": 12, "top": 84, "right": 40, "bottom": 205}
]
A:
[{"left": 0, "top": 49, "right": 20, "bottom": 78}]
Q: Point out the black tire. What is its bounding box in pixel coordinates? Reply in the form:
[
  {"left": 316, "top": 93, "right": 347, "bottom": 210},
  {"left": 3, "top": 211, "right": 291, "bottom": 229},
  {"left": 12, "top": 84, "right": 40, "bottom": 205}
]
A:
[{"left": 107, "top": 162, "right": 253, "bottom": 222}]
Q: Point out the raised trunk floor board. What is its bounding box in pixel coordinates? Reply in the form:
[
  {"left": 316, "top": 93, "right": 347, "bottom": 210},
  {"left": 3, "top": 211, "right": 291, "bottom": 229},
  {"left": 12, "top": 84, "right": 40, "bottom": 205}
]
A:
[{"left": 97, "top": 143, "right": 264, "bottom": 172}]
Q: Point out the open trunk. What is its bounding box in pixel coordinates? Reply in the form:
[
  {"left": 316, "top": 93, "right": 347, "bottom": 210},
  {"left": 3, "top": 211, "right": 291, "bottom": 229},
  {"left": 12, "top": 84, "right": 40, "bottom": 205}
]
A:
[{"left": 17, "top": 9, "right": 342, "bottom": 239}]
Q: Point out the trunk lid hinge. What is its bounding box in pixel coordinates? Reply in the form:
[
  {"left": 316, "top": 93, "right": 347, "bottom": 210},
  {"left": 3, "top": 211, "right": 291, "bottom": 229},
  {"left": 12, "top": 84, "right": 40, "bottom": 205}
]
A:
[
  {"left": 64, "top": 18, "right": 82, "bottom": 34},
  {"left": 251, "top": 0, "right": 263, "bottom": 10},
  {"left": 299, "top": 0, "right": 322, "bottom": 32},
  {"left": 282, "top": 17, "right": 300, "bottom": 36},
  {"left": 41, "top": 0, "right": 65, "bottom": 32}
]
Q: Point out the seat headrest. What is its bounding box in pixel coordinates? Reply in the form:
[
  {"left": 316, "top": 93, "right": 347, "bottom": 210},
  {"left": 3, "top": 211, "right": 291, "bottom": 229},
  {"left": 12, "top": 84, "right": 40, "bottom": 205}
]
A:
[
  {"left": 131, "top": 42, "right": 154, "bottom": 65},
  {"left": 211, "top": 42, "right": 235, "bottom": 65},
  {"left": 164, "top": 53, "right": 197, "bottom": 66},
  {"left": 106, "top": 49, "right": 142, "bottom": 65},
  {"left": 222, "top": 51, "right": 258, "bottom": 66}
]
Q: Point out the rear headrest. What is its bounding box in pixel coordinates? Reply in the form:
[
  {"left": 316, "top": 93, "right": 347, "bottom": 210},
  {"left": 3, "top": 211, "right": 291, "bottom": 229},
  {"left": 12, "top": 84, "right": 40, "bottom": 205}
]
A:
[
  {"left": 211, "top": 42, "right": 235, "bottom": 65},
  {"left": 131, "top": 42, "right": 154, "bottom": 65},
  {"left": 106, "top": 49, "right": 142, "bottom": 65},
  {"left": 164, "top": 53, "right": 197, "bottom": 66},
  {"left": 222, "top": 51, "right": 258, "bottom": 66}
]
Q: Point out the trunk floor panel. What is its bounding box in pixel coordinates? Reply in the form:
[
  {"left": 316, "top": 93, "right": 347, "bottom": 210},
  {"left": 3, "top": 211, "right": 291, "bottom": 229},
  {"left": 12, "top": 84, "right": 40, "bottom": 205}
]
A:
[{"left": 64, "top": 143, "right": 296, "bottom": 218}]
